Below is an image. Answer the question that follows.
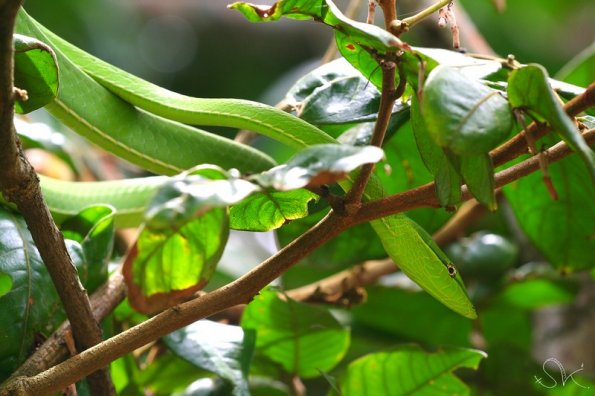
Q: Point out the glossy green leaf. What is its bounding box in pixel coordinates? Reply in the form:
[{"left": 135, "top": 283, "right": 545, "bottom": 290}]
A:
[
  {"left": 370, "top": 215, "right": 477, "bottom": 319},
  {"left": 298, "top": 75, "right": 409, "bottom": 125},
  {"left": 0, "top": 272, "right": 11, "bottom": 298},
  {"left": 144, "top": 172, "right": 258, "bottom": 232},
  {"left": 229, "top": 189, "right": 318, "bottom": 231},
  {"left": 13, "top": 34, "right": 59, "bottom": 114},
  {"left": 411, "top": 95, "right": 461, "bottom": 207},
  {"left": 251, "top": 144, "right": 384, "bottom": 191},
  {"left": 422, "top": 65, "right": 513, "bottom": 155},
  {"left": 241, "top": 290, "right": 350, "bottom": 378},
  {"left": 136, "top": 353, "right": 209, "bottom": 395},
  {"left": 555, "top": 41, "right": 595, "bottom": 88},
  {"left": 0, "top": 209, "right": 84, "bottom": 379},
  {"left": 165, "top": 320, "right": 255, "bottom": 395},
  {"left": 460, "top": 153, "right": 497, "bottom": 210},
  {"left": 352, "top": 286, "right": 473, "bottom": 347},
  {"left": 503, "top": 135, "right": 595, "bottom": 271},
  {"left": 340, "top": 345, "right": 487, "bottom": 395},
  {"left": 123, "top": 208, "right": 228, "bottom": 314},
  {"left": 508, "top": 64, "right": 595, "bottom": 181},
  {"left": 229, "top": 0, "right": 404, "bottom": 52},
  {"left": 60, "top": 205, "right": 115, "bottom": 292}
]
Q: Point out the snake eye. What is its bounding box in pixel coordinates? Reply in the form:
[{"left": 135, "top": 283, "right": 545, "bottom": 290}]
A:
[{"left": 447, "top": 263, "right": 457, "bottom": 278}]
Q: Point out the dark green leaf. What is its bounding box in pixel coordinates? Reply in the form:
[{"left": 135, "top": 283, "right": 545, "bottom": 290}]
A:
[
  {"left": 340, "top": 345, "right": 486, "bottom": 395},
  {"left": 123, "top": 208, "right": 228, "bottom": 314},
  {"left": 411, "top": 95, "right": 462, "bottom": 207},
  {"left": 508, "top": 64, "right": 595, "bottom": 181},
  {"left": 13, "top": 34, "right": 59, "bottom": 113},
  {"left": 229, "top": 189, "right": 318, "bottom": 231},
  {"left": 0, "top": 209, "right": 84, "bottom": 379},
  {"left": 460, "top": 153, "right": 497, "bottom": 210},
  {"left": 503, "top": 135, "right": 595, "bottom": 271},
  {"left": 241, "top": 289, "right": 350, "bottom": 378},
  {"left": 298, "top": 75, "right": 409, "bottom": 125},
  {"left": 422, "top": 65, "right": 513, "bottom": 155},
  {"left": 61, "top": 205, "right": 115, "bottom": 292},
  {"left": 165, "top": 320, "right": 255, "bottom": 396},
  {"left": 351, "top": 286, "right": 473, "bottom": 347},
  {"left": 228, "top": 0, "right": 405, "bottom": 52},
  {"left": 251, "top": 144, "right": 383, "bottom": 190}
]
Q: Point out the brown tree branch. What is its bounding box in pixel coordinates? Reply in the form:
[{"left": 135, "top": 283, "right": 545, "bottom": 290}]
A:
[
  {"left": 354, "top": 128, "right": 595, "bottom": 223},
  {"left": 0, "top": 1, "right": 113, "bottom": 394}
]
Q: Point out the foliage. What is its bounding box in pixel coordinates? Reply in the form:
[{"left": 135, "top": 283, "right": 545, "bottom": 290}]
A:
[{"left": 0, "top": 0, "right": 593, "bottom": 394}]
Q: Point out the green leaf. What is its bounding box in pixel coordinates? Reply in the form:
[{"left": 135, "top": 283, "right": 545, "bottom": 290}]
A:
[
  {"left": 370, "top": 215, "right": 477, "bottom": 319},
  {"left": 252, "top": 144, "right": 383, "bottom": 190},
  {"left": 241, "top": 289, "right": 350, "bottom": 378},
  {"left": 298, "top": 75, "right": 409, "bottom": 125},
  {"left": 503, "top": 135, "right": 595, "bottom": 271},
  {"left": 508, "top": 64, "right": 595, "bottom": 181},
  {"left": 496, "top": 279, "right": 576, "bottom": 309},
  {"left": 123, "top": 208, "right": 228, "bottom": 314},
  {"left": 13, "top": 34, "right": 59, "bottom": 114},
  {"left": 164, "top": 320, "right": 255, "bottom": 396},
  {"left": 144, "top": 172, "right": 258, "bottom": 232},
  {"left": 555, "top": 41, "right": 595, "bottom": 88},
  {"left": 340, "top": 345, "right": 487, "bottom": 395},
  {"left": 0, "top": 208, "right": 85, "bottom": 379},
  {"left": 228, "top": 0, "right": 405, "bottom": 52},
  {"left": 229, "top": 189, "right": 318, "bottom": 231},
  {"left": 60, "top": 205, "right": 115, "bottom": 292},
  {"left": 422, "top": 65, "right": 513, "bottom": 155},
  {"left": 411, "top": 95, "right": 461, "bottom": 207},
  {"left": 352, "top": 286, "right": 473, "bottom": 347},
  {"left": 0, "top": 272, "right": 11, "bottom": 298},
  {"left": 459, "top": 153, "right": 497, "bottom": 210}
]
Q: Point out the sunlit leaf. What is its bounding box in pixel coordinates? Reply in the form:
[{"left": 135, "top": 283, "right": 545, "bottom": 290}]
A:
[
  {"left": 13, "top": 34, "right": 59, "bottom": 114},
  {"left": 340, "top": 345, "right": 487, "bottom": 395},
  {"left": 508, "top": 64, "right": 595, "bottom": 181},
  {"left": 496, "top": 279, "right": 577, "bottom": 309},
  {"left": 0, "top": 272, "right": 11, "bottom": 298},
  {"left": 252, "top": 144, "right": 383, "bottom": 190},
  {"left": 229, "top": 0, "right": 405, "bottom": 52},
  {"left": 60, "top": 205, "right": 115, "bottom": 292},
  {"left": 165, "top": 320, "right": 255, "bottom": 395},
  {"left": 123, "top": 208, "right": 228, "bottom": 314},
  {"left": 229, "top": 189, "right": 318, "bottom": 231},
  {"left": 241, "top": 290, "right": 350, "bottom": 378},
  {"left": 422, "top": 65, "right": 513, "bottom": 155}
]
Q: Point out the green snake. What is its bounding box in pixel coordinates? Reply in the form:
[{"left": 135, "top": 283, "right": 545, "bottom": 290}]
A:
[{"left": 12, "top": 9, "right": 476, "bottom": 318}]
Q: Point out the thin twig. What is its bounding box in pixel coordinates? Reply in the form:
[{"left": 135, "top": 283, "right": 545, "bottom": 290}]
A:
[
  {"left": 0, "top": 1, "right": 113, "bottom": 394},
  {"left": 390, "top": 0, "right": 451, "bottom": 36}
]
